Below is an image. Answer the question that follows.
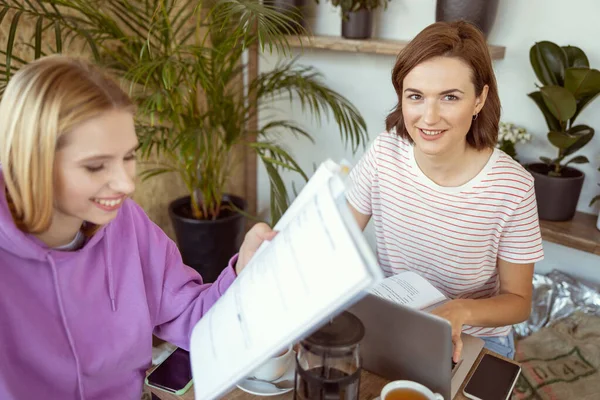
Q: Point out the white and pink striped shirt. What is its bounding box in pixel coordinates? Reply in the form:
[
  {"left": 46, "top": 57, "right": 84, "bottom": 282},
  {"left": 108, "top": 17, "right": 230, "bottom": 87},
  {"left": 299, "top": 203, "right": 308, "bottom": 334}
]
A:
[{"left": 347, "top": 131, "right": 544, "bottom": 337}]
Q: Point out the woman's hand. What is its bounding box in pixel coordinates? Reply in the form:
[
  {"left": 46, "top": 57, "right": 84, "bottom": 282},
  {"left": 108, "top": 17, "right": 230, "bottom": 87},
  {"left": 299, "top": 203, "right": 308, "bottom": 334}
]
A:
[
  {"left": 431, "top": 299, "right": 471, "bottom": 363},
  {"left": 235, "top": 222, "right": 277, "bottom": 275}
]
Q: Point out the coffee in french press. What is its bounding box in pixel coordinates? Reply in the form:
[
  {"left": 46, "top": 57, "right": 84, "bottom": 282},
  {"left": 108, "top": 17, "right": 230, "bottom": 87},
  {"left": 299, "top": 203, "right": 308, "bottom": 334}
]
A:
[{"left": 294, "top": 311, "right": 365, "bottom": 400}]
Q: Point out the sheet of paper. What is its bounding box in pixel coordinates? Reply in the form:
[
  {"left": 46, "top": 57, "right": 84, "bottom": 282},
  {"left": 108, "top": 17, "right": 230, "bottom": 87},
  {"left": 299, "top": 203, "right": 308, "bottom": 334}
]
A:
[
  {"left": 190, "top": 172, "right": 382, "bottom": 400},
  {"left": 370, "top": 271, "right": 446, "bottom": 310},
  {"left": 249, "top": 159, "right": 344, "bottom": 262}
]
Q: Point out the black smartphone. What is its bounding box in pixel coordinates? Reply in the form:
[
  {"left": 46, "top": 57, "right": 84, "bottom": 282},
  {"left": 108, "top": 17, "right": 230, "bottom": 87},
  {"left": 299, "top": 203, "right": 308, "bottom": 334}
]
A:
[
  {"left": 463, "top": 353, "right": 521, "bottom": 400},
  {"left": 145, "top": 347, "right": 193, "bottom": 395}
]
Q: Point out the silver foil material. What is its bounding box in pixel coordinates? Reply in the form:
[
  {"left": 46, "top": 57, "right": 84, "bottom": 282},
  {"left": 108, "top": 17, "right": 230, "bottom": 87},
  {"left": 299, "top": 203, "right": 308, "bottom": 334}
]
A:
[{"left": 514, "top": 270, "right": 600, "bottom": 338}]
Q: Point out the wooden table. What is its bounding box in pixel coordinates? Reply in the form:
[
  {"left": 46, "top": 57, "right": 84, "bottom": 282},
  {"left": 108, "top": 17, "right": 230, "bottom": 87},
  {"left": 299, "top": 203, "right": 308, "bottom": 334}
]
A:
[{"left": 148, "top": 348, "right": 517, "bottom": 400}]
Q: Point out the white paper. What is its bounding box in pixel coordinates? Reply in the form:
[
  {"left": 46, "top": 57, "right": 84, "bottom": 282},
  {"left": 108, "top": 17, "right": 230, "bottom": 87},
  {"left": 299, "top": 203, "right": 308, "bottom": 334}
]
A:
[
  {"left": 189, "top": 161, "right": 383, "bottom": 400},
  {"left": 370, "top": 271, "right": 446, "bottom": 310}
]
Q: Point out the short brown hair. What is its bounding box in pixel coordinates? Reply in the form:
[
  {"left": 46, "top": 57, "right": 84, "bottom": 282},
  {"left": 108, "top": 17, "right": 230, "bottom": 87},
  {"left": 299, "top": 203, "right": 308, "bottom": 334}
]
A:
[{"left": 385, "top": 21, "right": 500, "bottom": 150}]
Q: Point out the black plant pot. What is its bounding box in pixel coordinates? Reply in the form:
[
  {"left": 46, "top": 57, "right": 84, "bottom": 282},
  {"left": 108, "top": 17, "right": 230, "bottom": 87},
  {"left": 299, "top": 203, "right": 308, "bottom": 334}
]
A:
[
  {"left": 264, "top": 0, "right": 307, "bottom": 34},
  {"left": 169, "top": 194, "right": 246, "bottom": 283},
  {"left": 435, "top": 0, "right": 500, "bottom": 38},
  {"left": 526, "top": 163, "right": 585, "bottom": 222},
  {"left": 342, "top": 9, "right": 373, "bottom": 40}
]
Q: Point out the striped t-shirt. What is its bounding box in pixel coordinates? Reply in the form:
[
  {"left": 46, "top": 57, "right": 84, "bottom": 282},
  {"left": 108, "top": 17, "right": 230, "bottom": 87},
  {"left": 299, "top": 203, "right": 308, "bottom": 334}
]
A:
[{"left": 347, "top": 131, "right": 544, "bottom": 337}]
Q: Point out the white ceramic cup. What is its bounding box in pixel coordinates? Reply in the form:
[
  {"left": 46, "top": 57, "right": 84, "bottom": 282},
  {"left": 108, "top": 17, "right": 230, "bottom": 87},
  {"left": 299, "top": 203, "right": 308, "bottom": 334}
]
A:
[
  {"left": 381, "top": 380, "right": 444, "bottom": 400},
  {"left": 251, "top": 346, "right": 294, "bottom": 382}
]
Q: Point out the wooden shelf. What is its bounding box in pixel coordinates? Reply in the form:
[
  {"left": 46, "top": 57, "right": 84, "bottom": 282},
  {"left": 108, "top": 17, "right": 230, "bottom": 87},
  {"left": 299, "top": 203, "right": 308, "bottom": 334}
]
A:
[
  {"left": 285, "top": 35, "right": 506, "bottom": 59},
  {"left": 540, "top": 211, "right": 600, "bottom": 256}
]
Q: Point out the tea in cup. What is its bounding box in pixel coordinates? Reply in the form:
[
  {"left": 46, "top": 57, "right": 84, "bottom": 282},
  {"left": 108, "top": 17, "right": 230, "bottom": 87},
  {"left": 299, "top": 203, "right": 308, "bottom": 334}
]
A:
[
  {"left": 381, "top": 380, "right": 443, "bottom": 400},
  {"left": 250, "top": 346, "right": 294, "bottom": 381}
]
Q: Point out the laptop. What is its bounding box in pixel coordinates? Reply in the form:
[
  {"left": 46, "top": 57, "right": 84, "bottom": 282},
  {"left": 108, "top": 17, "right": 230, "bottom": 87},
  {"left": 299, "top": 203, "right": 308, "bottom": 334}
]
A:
[{"left": 348, "top": 293, "right": 484, "bottom": 400}]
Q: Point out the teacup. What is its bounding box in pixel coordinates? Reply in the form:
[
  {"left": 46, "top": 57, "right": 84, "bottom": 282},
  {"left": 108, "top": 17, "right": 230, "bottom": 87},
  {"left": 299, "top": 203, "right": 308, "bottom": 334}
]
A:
[
  {"left": 381, "top": 380, "right": 444, "bottom": 400},
  {"left": 251, "top": 346, "right": 294, "bottom": 382}
]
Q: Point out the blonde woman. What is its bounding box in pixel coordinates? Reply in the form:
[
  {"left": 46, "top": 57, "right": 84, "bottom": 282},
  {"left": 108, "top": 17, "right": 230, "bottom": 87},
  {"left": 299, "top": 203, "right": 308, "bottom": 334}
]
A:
[{"left": 0, "top": 55, "right": 274, "bottom": 399}]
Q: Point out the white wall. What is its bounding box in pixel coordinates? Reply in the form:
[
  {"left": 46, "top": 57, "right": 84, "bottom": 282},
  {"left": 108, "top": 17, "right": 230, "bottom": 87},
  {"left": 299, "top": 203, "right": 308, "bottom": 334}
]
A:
[
  {"left": 535, "top": 241, "right": 600, "bottom": 285},
  {"left": 256, "top": 0, "right": 600, "bottom": 280}
]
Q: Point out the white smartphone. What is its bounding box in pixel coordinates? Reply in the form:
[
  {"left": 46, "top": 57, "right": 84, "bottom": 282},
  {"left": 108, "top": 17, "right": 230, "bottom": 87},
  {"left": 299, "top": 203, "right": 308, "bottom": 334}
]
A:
[{"left": 463, "top": 353, "right": 521, "bottom": 400}]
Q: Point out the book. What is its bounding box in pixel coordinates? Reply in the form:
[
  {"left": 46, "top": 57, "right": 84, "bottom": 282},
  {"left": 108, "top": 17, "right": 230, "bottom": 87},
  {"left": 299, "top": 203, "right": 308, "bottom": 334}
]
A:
[
  {"left": 189, "top": 159, "right": 384, "bottom": 400},
  {"left": 370, "top": 271, "right": 447, "bottom": 311}
]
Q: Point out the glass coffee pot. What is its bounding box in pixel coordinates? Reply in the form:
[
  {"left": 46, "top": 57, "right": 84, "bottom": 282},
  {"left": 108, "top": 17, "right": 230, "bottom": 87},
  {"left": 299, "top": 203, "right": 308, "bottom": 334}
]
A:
[{"left": 294, "top": 311, "right": 365, "bottom": 400}]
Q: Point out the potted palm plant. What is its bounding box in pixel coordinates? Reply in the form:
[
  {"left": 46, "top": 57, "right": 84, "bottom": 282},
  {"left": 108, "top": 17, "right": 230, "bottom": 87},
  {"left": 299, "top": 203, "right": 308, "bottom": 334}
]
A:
[
  {"left": 525, "top": 41, "right": 600, "bottom": 221},
  {"left": 0, "top": 0, "right": 368, "bottom": 282}
]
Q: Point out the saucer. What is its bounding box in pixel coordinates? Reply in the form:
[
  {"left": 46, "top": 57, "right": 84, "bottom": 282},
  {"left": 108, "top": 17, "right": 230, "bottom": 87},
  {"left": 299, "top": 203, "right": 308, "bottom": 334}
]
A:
[{"left": 236, "top": 359, "right": 295, "bottom": 396}]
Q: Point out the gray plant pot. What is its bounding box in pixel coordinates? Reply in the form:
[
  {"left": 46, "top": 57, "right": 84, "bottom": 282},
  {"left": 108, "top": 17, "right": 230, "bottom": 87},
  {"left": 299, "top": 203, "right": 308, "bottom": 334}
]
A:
[
  {"left": 169, "top": 194, "right": 246, "bottom": 283},
  {"left": 264, "top": 0, "right": 307, "bottom": 33},
  {"left": 342, "top": 9, "right": 373, "bottom": 40},
  {"left": 435, "top": 0, "right": 500, "bottom": 38},
  {"left": 526, "top": 163, "right": 585, "bottom": 222}
]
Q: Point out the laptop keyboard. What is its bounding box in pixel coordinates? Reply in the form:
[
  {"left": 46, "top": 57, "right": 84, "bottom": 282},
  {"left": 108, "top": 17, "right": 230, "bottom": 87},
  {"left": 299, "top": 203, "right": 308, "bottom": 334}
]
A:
[{"left": 451, "top": 359, "right": 462, "bottom": 377}]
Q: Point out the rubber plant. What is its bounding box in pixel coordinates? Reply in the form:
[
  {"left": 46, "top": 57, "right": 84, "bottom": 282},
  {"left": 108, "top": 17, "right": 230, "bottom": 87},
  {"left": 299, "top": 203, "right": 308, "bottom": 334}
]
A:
[{"left": 528, "top": 41, "right": 600, "bottom": 176}]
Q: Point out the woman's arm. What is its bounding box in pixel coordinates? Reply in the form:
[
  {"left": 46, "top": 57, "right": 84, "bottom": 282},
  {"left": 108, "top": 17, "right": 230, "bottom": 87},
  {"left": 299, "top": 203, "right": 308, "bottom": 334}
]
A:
[
  {"left": 432, "top": 259, "right": 534, "bottom": 361},
  {"left": 150, "top": 222, "right": 275, "bottom": 350},
  {"left": 348, "top": 201, "right": 371, "bottom": 231}
]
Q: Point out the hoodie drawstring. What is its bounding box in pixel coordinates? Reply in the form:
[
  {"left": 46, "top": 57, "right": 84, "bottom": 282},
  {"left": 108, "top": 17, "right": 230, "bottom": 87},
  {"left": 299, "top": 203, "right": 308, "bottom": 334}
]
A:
[
  {"left": 47, "top": 253, "right": 86, "bottom": 400},
  {"left": 104, "top": 238, "right": 116, "bottom": 312}
]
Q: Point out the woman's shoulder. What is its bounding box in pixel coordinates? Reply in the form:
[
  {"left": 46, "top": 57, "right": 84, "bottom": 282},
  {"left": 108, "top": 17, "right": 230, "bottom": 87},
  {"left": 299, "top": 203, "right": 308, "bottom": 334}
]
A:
[
  {"left": 369, "top": 130, "right": 412, "bottom": 157},
  {"left": 490, "top": 149, "right": 535, "bottom": 188}
]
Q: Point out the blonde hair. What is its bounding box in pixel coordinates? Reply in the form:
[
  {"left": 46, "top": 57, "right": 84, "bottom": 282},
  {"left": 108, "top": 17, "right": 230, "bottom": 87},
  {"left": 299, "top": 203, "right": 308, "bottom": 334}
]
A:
[{"left": 0, "top": 55, "right": 135, "bottom": 234}]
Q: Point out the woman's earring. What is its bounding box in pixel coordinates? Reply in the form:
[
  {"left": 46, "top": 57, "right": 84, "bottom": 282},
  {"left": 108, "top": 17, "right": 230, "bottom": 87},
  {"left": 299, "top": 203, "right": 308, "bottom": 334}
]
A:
[{"left": 473, "top": 113, "right": 479, "bottom": 121}]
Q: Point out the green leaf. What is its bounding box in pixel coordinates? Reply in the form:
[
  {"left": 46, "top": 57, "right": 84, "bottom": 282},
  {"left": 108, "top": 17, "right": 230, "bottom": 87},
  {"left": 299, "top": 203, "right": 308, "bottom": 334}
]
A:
[
  {"left": 528, "top": 91, "right": 561, "bottom": 131},
  {"left": 590, "top": 194, "right": 600, "bottom": 207},
  {"left": 530, "top": 41, "right": 567, "bottom": 86},
  {"left": 261, "top": 157, "right": 290, "bottom": 225},
  {"left": 565, "top": 67, "right": 600, "bottom": 99},
  {"left": 539, "top": 156, "right": 553, "bottom": 165},
  {"left": 0, "top": 8, "right": 9, "bottom": 29},
  {"left": 564, "top": 155, "right": 589, "bottom": 166},
  {"left": 547, "top": 131, "right": 579, "bottom": 149},
  {"left": 540, "top": 86, "right": 577, "bottom": 122},
  {"left": 34, "top": 15, "right": 43, "bottom": 59},
  {"left": 573, "top": 92, "right": 600, "bottom": 122},
  {"left": 563, "top": 125, "right": 594, "bottom": 157},
  {"left": 5, "top": 10, "right": 23, "bottom": 80},
  {"left": 562, "top": 45, "right": 589, "bottom": 68},
  {"left": 54, "top": 21, "right": 62, "bottom": 53},
  {"left": 138, "top": 167, "right": 174, "bottom": 181},
  {"left": 259, "top": 120, "right": 315, "bottom": 144}
]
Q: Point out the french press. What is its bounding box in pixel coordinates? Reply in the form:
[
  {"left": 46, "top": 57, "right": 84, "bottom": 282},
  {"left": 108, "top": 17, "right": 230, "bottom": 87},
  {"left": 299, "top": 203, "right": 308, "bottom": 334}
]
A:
[{"left": 294, "top": 311, "right": 365, "bottom": 400}]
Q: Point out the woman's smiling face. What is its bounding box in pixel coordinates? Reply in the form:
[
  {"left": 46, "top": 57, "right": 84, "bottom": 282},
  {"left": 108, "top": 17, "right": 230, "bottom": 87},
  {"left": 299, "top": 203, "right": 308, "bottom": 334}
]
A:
[
  {"left": 401, "top": 56, "right": 488, "bottom": 158},
  {"left": 53, "top": 109, "right": 138, "bottom": 228}
]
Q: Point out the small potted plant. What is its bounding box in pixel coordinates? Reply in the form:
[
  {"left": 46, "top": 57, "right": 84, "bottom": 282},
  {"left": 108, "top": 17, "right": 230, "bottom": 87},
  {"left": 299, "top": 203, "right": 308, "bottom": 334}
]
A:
[
  {"left": 264, "top": 0, "right": 307, "bottom": 33},
  {"left": 525, "top": 41, "right": 600, "bottom": 221},
  {"left": 327, "top": 0, "right": 390, "bottom": 39},
  {"left": 496, "top": 122, "right": 531, "bottom": 162}
]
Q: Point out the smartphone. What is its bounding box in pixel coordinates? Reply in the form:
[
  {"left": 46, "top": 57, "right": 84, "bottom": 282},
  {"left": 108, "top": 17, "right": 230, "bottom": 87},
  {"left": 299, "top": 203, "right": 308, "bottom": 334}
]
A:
[
  {"left": 463, "top": 353, "right": 521, "bottom": 400},
  {"left": 145, "top": 347, "right": 193, "bottom": 396}
]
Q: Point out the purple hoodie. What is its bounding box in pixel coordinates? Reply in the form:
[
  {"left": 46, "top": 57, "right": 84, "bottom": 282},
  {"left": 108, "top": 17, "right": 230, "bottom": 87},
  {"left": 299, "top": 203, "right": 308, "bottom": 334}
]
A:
[{"left": 0, "top": 169, "right": 237, "bottom": 399}]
